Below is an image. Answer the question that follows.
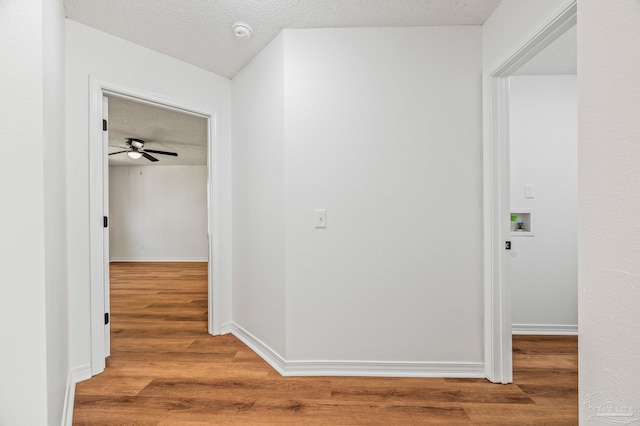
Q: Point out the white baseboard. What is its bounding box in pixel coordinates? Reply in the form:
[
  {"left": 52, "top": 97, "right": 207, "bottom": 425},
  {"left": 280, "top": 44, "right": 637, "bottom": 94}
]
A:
[
  {"left": 61, "top": 364, "right": 92, "bottom": 426},
  {"left": 61, "top": 372, "right": 75, "bottom": 426},
  {"left": 512, "top": 324, "right": 578, "bottom": 335},
  {"left": 110, "top": 257, "right": 208, "bottom": 262},
  {"left": 230, "top": 323, "right": 286, "bottom": 374},
  {"left": 230, "top": 323, "right": 484, "bottom": 378},
  {"left": 283, "top": 360, "right": 484, "bottom": 378},
  {"left": 219, "top": 321, "right": 233, "bottom": 334},
  {"left": 71, "top": 363, "right": 93, "bottom": 383}
]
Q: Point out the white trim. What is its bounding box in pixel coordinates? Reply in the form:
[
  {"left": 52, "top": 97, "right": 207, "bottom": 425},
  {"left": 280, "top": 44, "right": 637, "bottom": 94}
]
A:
[
  {"left": 61, "top": 364, "right": 92, "bottom": 426},
  {"left": 71, "top": 363, "right": 93, "bottom": 384},
  {"left": 483, "top": 76, "right": 513, "bottom": 384},
  {"left": 207, "top": 108, "right": 223, "bottom": 336},
  {"left": 512, "top": 324, "right": 578, "bottom": 335},
  {"left": 61, "top": 372, "right": 75, "bottom": 426},
  {"left": 109, "top": 257, "right": 208, "bottom": 262},
  {"left": 103, "top": 95, "right": 111, "bottom": 359},
  {"left": 284, "top": 361, "right": 484, "bottom": 378},
  {"left": 89, "top": 77, "right": 224, "bottom": 376},
  {"left": 230, "top": 323, "right": 287, "bottom": 374},
  {"left": 482, "top": 1, "right": 577, "bottom": 384},
  {"left": 230, "top": 323, "right": 483, "bottom": 378},
  {"left": 89, "top": 78, "right": 106, "bottom": 375},
  {"left": 220, "top": 321, "right": 233, "bottom": 334}
]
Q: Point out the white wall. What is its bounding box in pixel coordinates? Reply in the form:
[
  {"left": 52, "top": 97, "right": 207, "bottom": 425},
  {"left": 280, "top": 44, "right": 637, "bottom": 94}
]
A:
[
  {"left": 578, "top": 0, "right": 640, "bottom": 421},
  {"left": 283, "top": 27, "right": 483, "bottom": 362},
  {"left": 231, "top": 33, "right": 287, "bottom": 355},
  {"left": 232, "top": 26, "right": 484, "bottom": 368},
  {"left": 109, "top": 166, "right": 208, "bottom": 261},
  {"left": 66, "top": 19, "right": 232, "bottom": 371},
  {"left": 509, "top": 75, "right": 577, "bottom": 332},
  {"left": 43, "top": 0, "right": 70, "bottom": 424},
  {"left": 0, "top": 2, "right": 47, "bottom": 423},
  {"left": 0, "top": 0, "right": 67, "bottom": 424}
]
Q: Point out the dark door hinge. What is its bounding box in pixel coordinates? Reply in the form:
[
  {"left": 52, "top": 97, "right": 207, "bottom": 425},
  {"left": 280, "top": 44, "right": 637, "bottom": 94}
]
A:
[
  {"left": 104, "top": 312, "right": 110, "bottom": 325},
  {"left": 103, "top": 119, "right": 108, "bottom": 131},
  {"left": 505, "top": 241, "right": 511, "bottom": 250},
  {"left": 103, "top": 216, "right": 108, "bottom": 228}
]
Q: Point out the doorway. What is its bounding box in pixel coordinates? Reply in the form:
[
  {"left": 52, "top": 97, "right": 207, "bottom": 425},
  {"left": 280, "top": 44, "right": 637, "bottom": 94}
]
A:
[
  {"left": 88, "top": 79, "right": 222, "bottom": 375},
  {"left": 106, "top": 95, "right": 209, "bottom": 263},
  {"left": 508, "top": 55, "right": 577, "bottom": 336},
  {"left": 483, "top": 3, "right": 577, "bottom": 384}
]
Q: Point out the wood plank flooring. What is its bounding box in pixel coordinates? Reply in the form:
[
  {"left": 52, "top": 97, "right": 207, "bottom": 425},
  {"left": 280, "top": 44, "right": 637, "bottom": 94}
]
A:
[{"left": 73, "top": 262, "right": 577, "bottom": 425}]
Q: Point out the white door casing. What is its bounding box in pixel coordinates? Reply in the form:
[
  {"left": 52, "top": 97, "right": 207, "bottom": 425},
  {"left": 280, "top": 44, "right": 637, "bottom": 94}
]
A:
[
  {"left": 88, "top": 77, "right": 222, "bottom": 375},
  {"left": 103, "top": 95, "right": 110, "bottom": 358}
]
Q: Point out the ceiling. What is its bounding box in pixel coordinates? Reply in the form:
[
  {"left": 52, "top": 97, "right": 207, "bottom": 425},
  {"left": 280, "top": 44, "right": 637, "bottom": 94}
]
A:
[
  {"left": 64, "top": 0, "right": 503, "bottom": 79},
  {"left": 107, "top": 96, "right": 208, "bottom": 166}
]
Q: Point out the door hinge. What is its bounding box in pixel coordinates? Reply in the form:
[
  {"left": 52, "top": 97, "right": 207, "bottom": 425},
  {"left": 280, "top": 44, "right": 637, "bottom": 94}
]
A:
[
  {"left": 505, "top": 241, "right": 512, "bottom": 250},
  {"left": 103, "top": 216, "right": 108, "bottom": 228},
  {"left": 103, "top": 119, "right": 108, "bottom": 131},
  {"left": 104, "top": 313, "right": 110, "bottom": 325}
]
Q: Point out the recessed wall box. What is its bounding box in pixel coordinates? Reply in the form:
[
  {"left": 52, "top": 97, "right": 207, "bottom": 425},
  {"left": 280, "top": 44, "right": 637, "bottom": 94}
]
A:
[{"left": 510, "top": 210, "right": 534, "bottom": 236}]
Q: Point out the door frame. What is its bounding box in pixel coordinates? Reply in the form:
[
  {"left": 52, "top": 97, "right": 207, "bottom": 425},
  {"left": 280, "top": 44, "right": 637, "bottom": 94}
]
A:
[
  {"left": 482, "top": 1, "right": 577, "bottom": 383},
  {"left": 88, "top": 77, "right": 222, "bottom": 374}
]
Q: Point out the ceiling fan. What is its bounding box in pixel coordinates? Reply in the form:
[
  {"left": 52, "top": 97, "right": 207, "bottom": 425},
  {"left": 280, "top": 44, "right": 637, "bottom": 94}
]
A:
[{"left": 109, "top": 138, "right": 178, "bottom": 162}]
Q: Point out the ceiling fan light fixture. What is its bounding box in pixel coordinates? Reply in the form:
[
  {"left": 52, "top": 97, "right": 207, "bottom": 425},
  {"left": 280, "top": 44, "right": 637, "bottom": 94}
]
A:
[{"left": 127, "top": 151, "right": 142, "bottom": 159}]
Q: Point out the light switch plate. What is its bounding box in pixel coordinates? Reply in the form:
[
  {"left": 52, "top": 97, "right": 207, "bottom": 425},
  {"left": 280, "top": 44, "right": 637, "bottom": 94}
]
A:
[
  {"left": 525, "top": 184, "right": 535, "bottom": 198},
  {"left": 314, "top": 209, "right": 327, "bottom": 228}
]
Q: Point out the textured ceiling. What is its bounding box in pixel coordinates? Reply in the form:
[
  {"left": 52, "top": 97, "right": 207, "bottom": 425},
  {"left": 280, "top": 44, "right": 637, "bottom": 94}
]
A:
[
  {"left": 64, "top": 0, "right": 502, "bottom": 78},
  {"left": 513, "top": 25, "right": 576, "bottom": 76},
  {"left": 107, "top": 96, "right": 207, "bottom": 166}
]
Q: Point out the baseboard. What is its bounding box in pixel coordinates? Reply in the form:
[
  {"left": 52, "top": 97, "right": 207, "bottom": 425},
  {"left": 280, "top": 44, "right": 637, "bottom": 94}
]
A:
[
  {"left": 283, "top": 360, "right": 484, "bottom": 378},
  {"left": 61, "top": 364, "right": 92, "bottom": 426},
  {"left": 229, "top": 323, "right": 484, "bottom": 378},
  {"left": 110, "top": 257, "right": 208, "bottom": 262},
  {"left": 61, "top": 371, "right": 75, "bottom": 426},
  {"left": 219, "top": 321, "right": 233, "bottom": 334},
  {"left": 512, "top": 324, "right": 578, "bottom": 335},
  {"left": 230, "top": 323, "right": 286, "bottom": 375}
]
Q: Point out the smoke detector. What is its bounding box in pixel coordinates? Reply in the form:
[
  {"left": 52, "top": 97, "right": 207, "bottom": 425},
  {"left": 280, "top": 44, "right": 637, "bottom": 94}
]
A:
[{"left": 232, "top": 22, "right": 252, "bottom": 39}]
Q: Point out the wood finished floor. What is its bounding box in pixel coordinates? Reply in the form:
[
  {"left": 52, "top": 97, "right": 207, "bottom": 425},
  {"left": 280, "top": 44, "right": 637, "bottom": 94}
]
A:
[{"left": 73, "top": 262, "right": 578, "bottom": 425}]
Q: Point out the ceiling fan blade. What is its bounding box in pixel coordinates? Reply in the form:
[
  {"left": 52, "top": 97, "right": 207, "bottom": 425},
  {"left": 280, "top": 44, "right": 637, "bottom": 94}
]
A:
[
  {"left": 109, "top": 150, "right": 128, "bottom": 155},
  {"left": 144, "top": 149, "right": 178, "bottom": 156},
  {"left": 142, "top": 152, "right": 159, "bottom": 162},
  {"left": 109, "top": 145, "right": 129, "bottom": 149}
]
